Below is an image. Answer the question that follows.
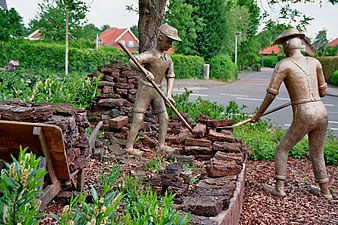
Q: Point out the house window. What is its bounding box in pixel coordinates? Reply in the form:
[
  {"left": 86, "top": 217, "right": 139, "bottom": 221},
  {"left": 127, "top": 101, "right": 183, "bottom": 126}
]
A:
[
  {"left": 301, "top": 45, "right": 306, "bottom": 52},
  {"left": 128, "top": 41, "right": 134, "bottom": 47},
  {"left": 120, "top": 40, "right": 126, "bottom": 45}
]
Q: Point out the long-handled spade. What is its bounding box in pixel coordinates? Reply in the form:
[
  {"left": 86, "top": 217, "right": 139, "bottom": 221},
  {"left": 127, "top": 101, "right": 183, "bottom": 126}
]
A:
[
  {"left": 118, "top": 42, "right": 193, "bottom": 133},
  {"left": 216, "top": 102, "right": 292, "bottom": 132}
]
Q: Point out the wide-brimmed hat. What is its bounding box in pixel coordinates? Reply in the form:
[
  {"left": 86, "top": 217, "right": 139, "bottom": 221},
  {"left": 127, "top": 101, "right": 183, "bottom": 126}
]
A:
[
  {"left": 159, "top": 23, "right": 182, "bottom": 42},
  {"left": 274, "top": 28, "right": 305, "bottom": 45}
]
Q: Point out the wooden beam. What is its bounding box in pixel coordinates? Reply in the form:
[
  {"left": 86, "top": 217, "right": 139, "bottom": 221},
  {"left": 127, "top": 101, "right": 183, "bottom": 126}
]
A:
[
  {"left": 38, "top": 180, "right": 62, "bottom": 210},
  {"left": 33, "top": 127, "right": 58, "bottom": 184}
]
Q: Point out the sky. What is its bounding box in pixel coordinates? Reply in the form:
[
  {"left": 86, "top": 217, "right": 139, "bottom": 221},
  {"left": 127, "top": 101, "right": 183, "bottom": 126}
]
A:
[{"left": 6, "top": 0, "right": 338, "bottom": 41}]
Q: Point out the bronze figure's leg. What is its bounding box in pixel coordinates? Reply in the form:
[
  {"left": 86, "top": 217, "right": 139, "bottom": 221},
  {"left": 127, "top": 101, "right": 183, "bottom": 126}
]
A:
[
  {"left": 265, "top": 120, "right": 308, "bottom": 197},
  {"left": 308, "top": 119, "right": 332, "bottom": 199},
  {"left": 125, "top": 85, "right": 153, "bottom": 157},
  {"left": 125, "top": 111, "right": 145, "bottom": 157},
  {"left": 152, "top": 96, "right": 174, "bottom": 154}
]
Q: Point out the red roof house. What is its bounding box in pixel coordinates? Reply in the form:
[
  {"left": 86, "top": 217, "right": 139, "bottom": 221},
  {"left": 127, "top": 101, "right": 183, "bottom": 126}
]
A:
[
  {"left": 26, "top": 30, "right": 42, "bottom": 40},
  {"left": 260, "top": 39, "right": 314, "bottom": 56},
  {"left": 259, "top": 45, "right": 281, "bottom": 55},
  {"left": 98, "top": 28, "right": 139, "bottom": 52},
  {"left": 327, "top": 38, "right": 338, "bottom": 47}
]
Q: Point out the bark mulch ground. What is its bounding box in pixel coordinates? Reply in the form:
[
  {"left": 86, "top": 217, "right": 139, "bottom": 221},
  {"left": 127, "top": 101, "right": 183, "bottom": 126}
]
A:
[{"left": 240, "top": 158, "right": 338, "bottom": 225}]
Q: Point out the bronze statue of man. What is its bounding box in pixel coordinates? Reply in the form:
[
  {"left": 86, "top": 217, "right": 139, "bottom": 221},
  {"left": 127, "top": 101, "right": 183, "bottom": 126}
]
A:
[
  {"left": 251, "top": 28, "right": 332, "bottom": 199},
  {"left": 125, "top": 23, "right": 181, "bottom": 157}
]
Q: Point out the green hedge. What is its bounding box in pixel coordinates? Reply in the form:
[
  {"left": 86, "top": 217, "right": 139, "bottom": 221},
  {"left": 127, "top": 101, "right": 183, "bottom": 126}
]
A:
[
  {"left": 207, "top": 54, "right": 237, "bottom": 81},
  {"left": 317, "top": 56, "right": 338, "bottom": 84},
  {"left": 331, "top": 70, "right": 338, "bottom": 86},
  {"left": 0, "top": 40, "right": 128, "bottom": 73},
  {"left": 171, "top": 54, "right": 205, "bottom": 79},
  {"left": 262, "top": 55, "right": 279, "bottom": 68}
]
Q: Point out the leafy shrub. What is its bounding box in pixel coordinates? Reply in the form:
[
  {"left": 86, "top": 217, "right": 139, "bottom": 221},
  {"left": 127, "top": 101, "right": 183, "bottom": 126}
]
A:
[
  {"left": 207, "top": 54, "right": 237, "bottom": 81},
  {"left": 331, "top": 70, "right": 338, "bottom": 86},
  {"left": 169, "top": 89, "right": 228, "bottom": 121},
  {"left": 317, "top": 56, "right": 338, "bottom": 83},
  {"left": 262, "top": 55, "right": 279, "bottom": 68},
  {"left": 171, "top": 54, "right": 205, "bottom": 79},
  {"left": 0, "top": 40, "right": 128, "bottom": 74},
  {"left": 123, "top": 191, "right": 191, "bottom": 225},
  {"left": 0, "top": 147, "right": 47, "bottom": 225},
  {"left": 324, "top": 133, "right": 338, "bottom": 165},
  {"left": 0, "top": 68, "right": 101, "bottom": 109}
]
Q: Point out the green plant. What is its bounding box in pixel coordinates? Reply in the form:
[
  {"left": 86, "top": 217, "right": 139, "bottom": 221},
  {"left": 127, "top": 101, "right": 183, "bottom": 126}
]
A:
[
  {"left": 171, "top": 54, "right": 205, "bottom": 79},
  {"left": 324, "top": 133, "right": 338, "bottom": 165},
  {"left": 52, "top": 165, "right": 124, "bottom": 225},
  {"left": 123, "top": 191, "right": 191, "bottom": 225},
  {"left": 262, "top": 55, "right": 279, "bottom": 68},
  {"left": 0, "top": 147, "right": 47, "bottom": 225},
  {"left": 169, "top": 89, "right": 229, "bottom": 122},
  {"left": 144, "top": 156, "right": 166, "bottom": 173},
  {"left": 331, "top": 70, "right": 338, "bottom": 86},
  {"left": 317, "top": 56, "right": 338, "bottom": 83},
  {"left": 207, "top": 54, "right": 238, "bottom": 81}
]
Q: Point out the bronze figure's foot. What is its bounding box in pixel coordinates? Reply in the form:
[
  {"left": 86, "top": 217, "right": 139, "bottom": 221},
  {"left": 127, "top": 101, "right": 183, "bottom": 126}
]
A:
[
  {"left": 308, "top": 185, "right": 333, "bottom": 200},
  {"left": 157, "top": 145, "right": 175, "bottom": 154},
  {"left": 125, "top": 148, "right": 143, "bottom": 157},
  {"left": 262, "top": 184, "right": 286, "bottom": 197}
]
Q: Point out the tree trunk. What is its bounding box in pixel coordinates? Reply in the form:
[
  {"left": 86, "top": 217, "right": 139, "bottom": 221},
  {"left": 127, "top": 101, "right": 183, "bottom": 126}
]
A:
[{"left": 138, "top": 0, "right": 167, "bottom": 53}]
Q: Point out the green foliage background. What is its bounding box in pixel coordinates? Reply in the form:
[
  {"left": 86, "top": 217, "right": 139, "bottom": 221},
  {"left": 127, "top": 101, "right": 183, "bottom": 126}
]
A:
[
  {"left": 0, "top": 40, "right": 127, "bottom": 73},
  {"left": 207, "top": 54, "right": 238, "bottom": 81},
  {"left": 317, "top": 56, "right": 338, "bottom": 84},
  {"left": 171, "top": 54, "right": 205, "bottom": 79}
]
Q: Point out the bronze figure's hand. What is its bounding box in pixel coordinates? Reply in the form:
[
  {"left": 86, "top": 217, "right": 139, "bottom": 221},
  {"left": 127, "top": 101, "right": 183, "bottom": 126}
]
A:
[
  {"left": 250, "top": 114, "right": 260, "bottom": 123},
  {"left": 167, "top": 96, "right": 175, "bottom": 103},
  {"left": 145, "top": 70, "right": 154, "bottom": 80}
]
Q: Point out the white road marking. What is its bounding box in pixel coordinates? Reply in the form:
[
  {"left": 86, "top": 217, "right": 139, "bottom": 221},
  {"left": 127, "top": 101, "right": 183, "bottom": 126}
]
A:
[
  {"left": 330, "top": 128, "right": 338, "bottom": 131},
  {"left": 236, "top": 97, "right": 263, "bottom": 101},
  {"left": 277, "top": 98, "right": 290, "bottom": 101},
  {"left": 220, "top": 93, "right": 249, "bottom": 97},
  {"left": 190, "top": 93, "right": 208, "bottom": 97},
  {"left": 329, "top": 121, "right": 338, "bottom": 124},
  {"left": 324, "top": 104, "right": 334, "bottom": 107},
  {"left": 284, "top": 124, "right": 291, "bottom": 127}
]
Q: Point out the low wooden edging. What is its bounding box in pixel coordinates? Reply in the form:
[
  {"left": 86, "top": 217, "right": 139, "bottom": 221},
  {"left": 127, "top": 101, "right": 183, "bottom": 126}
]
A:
[{"left": 210, "top": 155, "right": 247, "bottom": 225}]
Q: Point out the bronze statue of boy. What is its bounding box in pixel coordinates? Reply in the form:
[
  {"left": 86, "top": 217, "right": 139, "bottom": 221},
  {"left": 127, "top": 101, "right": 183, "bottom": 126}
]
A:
[
  {"left": 251, "top": 28, "right": 332, "bottom": 199},
  {"left": 125, "top": 23, "right": 181, "bottom": 157}
]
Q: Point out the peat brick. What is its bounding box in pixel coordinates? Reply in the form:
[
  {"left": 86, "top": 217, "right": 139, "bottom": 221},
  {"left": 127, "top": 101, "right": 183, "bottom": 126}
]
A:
[
  {"left": 185, "top": 137, "right": 212, "bottom": 147},
  {"left": 214, "top": 151, "right": 243, "bottom": 164},
  {"left": 212, "top": 141, "right": 242, "bottom": 153},
  {"left": 183, "top": 196, "right": 224, "bottom": 217},
  {"left": 206, "top": 158, "right": 241, "bottom": 177},
  {"left": 108, "top": 116, "right": 128, "bottom": 129},
  {"left": 182, "top": 145, "right": 212, "bottom": 155},
  {"left": 208, "top": 129, "right": 235, "bottom": 142}
]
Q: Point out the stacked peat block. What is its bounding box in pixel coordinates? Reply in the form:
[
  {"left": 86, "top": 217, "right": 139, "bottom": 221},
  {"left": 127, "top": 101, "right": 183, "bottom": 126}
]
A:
[
  {"left": 166, "top": 114, "right": 247, "bottom": 219},
  {"left": 0, "top": 99, "right": 91, "bottom": 173},
  {"left": 88, "top": 61, "right": 159, "bottom": 144}
]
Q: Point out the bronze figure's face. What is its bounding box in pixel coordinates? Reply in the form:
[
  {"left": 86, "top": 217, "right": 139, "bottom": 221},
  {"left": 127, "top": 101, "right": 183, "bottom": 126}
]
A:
[{"left": 158, "top": 35, "right": 173, "bottom": 51}]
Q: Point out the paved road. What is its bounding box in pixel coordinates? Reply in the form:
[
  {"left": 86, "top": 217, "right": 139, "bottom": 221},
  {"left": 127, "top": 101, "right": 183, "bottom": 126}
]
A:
[{"left": 168, "top": 67, "right": 338, "bottom": 136}]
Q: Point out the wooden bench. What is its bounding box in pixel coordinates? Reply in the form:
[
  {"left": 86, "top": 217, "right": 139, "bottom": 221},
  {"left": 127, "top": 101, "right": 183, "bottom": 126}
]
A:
[{"left": 0, "top": 120, "right": 102, "bottom": 209}]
